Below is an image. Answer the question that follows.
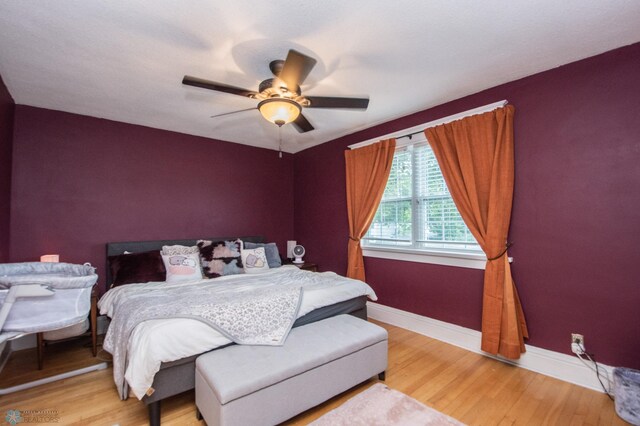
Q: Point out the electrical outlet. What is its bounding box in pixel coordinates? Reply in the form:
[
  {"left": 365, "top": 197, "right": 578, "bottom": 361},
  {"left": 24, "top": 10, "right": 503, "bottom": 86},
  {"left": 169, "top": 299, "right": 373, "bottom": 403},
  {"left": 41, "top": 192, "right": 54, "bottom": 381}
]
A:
[
  {"left": 571, "top": 333, "right": 584, "bottom": 345},
  {"left": 571, "top": 333, "right": 585, "bottom": 355}
]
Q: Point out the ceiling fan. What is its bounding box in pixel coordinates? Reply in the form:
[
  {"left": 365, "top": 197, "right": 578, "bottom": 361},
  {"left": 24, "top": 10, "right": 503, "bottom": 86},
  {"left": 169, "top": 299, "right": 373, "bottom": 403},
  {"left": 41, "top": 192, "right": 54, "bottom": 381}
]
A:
[{"left": 182, "top": 49, "right": 369, "bottom": 133}]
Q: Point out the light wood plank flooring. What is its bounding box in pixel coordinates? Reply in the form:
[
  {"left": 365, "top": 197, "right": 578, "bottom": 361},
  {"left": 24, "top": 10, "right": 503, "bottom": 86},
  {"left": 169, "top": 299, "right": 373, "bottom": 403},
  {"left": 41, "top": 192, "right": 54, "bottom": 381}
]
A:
[
  {"left": 0, "top": 321, "right": 624, "bottom": 425},
  {"left": 0, "top": 336, "right": 105, "bottom": 389}
]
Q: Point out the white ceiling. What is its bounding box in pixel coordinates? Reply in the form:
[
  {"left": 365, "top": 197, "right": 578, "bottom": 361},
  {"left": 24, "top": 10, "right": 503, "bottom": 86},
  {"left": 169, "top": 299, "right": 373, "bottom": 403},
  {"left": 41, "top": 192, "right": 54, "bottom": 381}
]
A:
[{"left": 1, "top": 1, "right": 639, "bottom": 153}]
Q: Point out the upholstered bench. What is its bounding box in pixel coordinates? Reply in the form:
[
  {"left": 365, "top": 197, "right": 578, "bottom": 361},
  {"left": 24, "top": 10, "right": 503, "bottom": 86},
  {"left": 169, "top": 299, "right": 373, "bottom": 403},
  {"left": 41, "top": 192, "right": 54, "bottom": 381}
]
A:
[{"left": 195, "top": 314, "right": 388, "bottom": 426}]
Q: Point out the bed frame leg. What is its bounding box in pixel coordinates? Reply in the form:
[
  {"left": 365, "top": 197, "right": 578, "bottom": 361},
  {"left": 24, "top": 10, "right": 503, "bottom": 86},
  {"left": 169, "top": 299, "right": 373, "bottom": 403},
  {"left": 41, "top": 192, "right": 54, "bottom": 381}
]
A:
[
  {"left": 148, "top": 401, "right": 161, "bottom": 426},
  {"left": 195, "top": 407, "right": 203, "bottom": 421},
  {"left": 378, "top": 371, "right": 386, "bottom": 381}
]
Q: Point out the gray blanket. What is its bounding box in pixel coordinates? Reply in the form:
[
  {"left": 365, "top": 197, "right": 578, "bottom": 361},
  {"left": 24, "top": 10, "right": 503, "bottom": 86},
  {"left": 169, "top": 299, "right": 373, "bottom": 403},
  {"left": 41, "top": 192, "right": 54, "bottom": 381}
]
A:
[{"left": 103, "top": 284, "right": 302, "bottom": 399}]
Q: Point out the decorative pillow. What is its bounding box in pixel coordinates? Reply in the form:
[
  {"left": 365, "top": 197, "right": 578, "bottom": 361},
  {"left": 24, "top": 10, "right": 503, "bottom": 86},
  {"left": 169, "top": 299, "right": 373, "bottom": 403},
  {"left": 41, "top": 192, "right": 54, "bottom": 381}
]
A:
[
  {"left": 241, "top": 247, "right": 270, "bottom": 274},
  {"left": 161, "top": 244, "right": 199, "bottom": 256},
  {"left": 197, "top": 239, "right": 244, "bottom": 278},
  {"left": 161, "top": 253, "right": 203, "bottom": 283},
  {"left": 108, "top": 250, "right": 166, "bottom": 287},
  {"left": 243, "top": 242, "right": 282, "bottom": 268}
]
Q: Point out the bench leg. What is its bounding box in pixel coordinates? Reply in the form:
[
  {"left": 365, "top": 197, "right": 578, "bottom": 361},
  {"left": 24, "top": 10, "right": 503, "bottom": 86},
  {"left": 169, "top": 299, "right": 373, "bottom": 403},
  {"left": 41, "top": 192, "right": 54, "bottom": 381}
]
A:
[
  {"left": 195, "top": 407, "right": 203, "bottom": 421},
  {"left": 378, "top": 371, "right": 386, "bottom": 381},
  {"left": 148, "top": 401, "right": 161, "bottom": 426}
]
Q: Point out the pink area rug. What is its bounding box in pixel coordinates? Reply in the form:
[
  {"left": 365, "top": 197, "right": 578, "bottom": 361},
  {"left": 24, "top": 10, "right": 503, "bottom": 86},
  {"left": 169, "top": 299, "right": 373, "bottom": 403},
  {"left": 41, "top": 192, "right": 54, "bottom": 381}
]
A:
[{"left": 310, "top": 383, "right": 466, "bottom": 426}]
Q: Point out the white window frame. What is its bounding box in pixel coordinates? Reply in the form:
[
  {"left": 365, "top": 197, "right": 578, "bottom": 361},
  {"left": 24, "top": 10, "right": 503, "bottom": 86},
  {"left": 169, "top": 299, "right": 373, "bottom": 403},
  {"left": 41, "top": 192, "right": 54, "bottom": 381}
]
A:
[{"left": 349, "top": 100, "right": 509, "bottom": 270}]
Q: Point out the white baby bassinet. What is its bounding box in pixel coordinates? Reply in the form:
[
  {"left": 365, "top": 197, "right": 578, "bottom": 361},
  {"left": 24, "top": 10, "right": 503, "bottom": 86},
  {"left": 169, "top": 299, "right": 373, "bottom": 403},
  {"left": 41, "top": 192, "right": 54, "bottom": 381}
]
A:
[
  {"left": 0, "top": 262, "right": 98, "bottom": 343},
  {"left": 0, "top": 262, "right": 107, "bottom": 395}
]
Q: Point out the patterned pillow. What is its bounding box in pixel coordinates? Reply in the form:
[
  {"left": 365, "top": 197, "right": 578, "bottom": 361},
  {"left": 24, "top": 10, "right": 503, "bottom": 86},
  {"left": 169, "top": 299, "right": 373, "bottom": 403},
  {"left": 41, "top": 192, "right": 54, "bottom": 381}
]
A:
[
  {"left": 161, "top": 245, "right": 199, "bottom": 256},
  {"left": 197, "top": 239, "right": 244, "bottom": 278},
  {"left": 241, "top": 247, "right": 270, "bottom": 274},
  {"left": 161, "top": 253, "right": 203, "bottom": 283}
]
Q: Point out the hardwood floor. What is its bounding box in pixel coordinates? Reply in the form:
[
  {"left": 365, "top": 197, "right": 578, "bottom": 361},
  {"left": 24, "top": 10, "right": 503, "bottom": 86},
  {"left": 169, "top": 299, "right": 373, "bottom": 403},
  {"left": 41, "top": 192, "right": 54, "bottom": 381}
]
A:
[
  {"left": 0, "top": 321, "right": 624, "bottom": 425},
  {"left": 0, "top": 336, "right": 105, "bottom": 389}
]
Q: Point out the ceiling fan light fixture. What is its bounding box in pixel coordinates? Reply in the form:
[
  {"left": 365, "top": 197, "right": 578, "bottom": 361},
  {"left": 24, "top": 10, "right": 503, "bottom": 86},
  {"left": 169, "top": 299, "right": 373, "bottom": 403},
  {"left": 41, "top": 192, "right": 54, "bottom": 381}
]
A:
[{"left": 258, "top": 98, "right": 301, "bottom": 126}]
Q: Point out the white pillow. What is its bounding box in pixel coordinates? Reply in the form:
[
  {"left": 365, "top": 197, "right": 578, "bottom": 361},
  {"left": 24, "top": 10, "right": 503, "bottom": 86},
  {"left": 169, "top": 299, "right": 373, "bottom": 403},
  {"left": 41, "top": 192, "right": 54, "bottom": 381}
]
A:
[
  {"left": 161, "top": 253, "right": 203, "bottom": 282},
  {"left": 241, "top": 247, "right": 270, "bottom": 274}
]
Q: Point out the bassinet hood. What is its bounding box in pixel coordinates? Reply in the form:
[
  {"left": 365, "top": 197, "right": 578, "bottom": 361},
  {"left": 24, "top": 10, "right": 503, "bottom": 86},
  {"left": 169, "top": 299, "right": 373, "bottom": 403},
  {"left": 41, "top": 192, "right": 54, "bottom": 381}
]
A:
[{"left": 0, "top": 262, "right": 97, "bottom": 289}]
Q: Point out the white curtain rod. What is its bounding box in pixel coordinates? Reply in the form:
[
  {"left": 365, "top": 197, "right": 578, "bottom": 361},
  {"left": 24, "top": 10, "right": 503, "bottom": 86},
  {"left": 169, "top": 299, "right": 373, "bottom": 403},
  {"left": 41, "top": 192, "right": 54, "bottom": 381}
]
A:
[{"left": 348, "top": 100, "right": 508, "bottom": 150}]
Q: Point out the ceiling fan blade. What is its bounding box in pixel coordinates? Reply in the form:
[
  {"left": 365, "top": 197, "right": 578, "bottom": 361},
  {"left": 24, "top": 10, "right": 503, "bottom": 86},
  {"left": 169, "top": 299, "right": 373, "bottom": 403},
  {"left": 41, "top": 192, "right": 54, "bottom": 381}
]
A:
[
  {"left": 305, "top": 96, "right": 369, "bottom": 109},
  {"left": 182, "top": 75, "right": 257, "bottom": 98},
  {"left": 210, "top": 107, "right": 256, "bottom": 119},
  {"left": 292, "top": 113, "right": 314, "bottom": 133},
  {"left": 279, "top": 50, "right": 317, "bottom": 89}
]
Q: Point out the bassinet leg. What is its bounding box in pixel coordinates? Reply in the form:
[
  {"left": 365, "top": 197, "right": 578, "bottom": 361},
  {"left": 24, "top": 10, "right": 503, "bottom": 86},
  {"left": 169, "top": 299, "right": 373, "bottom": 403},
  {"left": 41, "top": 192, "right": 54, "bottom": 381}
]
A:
[
  {"left": 148, "top": 401, "right": 161, "bottom": 426},
  {"left": 36, "top": 333, "right": 44, "bottom": 370},
  {"left": 90, "top": 285, "right": 98, "bottom": 357}
]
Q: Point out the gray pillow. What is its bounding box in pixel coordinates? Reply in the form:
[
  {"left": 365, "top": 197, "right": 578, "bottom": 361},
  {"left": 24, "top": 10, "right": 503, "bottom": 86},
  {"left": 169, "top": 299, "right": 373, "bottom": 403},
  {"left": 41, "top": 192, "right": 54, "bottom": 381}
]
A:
[
  {"left": 243, "top": 242, "right": 282, "bottom": 268},
  {"left": 161, "top": 244, "right": 199, "bottom": 256}
]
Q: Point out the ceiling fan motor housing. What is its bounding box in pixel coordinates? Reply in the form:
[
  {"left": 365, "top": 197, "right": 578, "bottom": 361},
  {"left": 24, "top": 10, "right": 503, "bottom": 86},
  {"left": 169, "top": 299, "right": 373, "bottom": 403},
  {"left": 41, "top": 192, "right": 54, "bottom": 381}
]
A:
[{"left": 258, "top": 78, "right": 301, "bottom": 97}]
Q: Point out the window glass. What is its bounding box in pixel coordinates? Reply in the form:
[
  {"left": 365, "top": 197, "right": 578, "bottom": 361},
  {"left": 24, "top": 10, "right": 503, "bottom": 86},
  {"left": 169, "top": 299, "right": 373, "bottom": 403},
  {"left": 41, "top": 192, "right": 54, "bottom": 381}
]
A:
[{"left": 364, "top": 143, "right": 481, "bottom": 254}]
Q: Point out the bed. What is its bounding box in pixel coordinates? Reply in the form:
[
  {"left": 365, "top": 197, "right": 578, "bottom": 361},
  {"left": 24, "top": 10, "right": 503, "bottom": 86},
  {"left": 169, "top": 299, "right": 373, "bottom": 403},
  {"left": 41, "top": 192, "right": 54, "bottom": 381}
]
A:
[{"left": 101, "top": 236, "right": 376, "bottom": 425}]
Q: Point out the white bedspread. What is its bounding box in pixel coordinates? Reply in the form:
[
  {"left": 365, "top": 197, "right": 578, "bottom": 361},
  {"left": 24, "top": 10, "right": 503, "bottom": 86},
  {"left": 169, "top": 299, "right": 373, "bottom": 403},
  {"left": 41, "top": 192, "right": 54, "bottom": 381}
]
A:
[{"left": 99, "top": 265, "right": 377, "bottom": 399}]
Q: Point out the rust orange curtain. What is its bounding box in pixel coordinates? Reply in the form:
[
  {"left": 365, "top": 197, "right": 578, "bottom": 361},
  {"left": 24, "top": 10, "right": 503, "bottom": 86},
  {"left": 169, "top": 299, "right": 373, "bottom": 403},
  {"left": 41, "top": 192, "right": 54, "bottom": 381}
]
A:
[
  {"left": 345, "top": 139, "right": 396, "bottom": 281},
  {"left": 425, "top": 105, "right": 528, "bottom": 359}
]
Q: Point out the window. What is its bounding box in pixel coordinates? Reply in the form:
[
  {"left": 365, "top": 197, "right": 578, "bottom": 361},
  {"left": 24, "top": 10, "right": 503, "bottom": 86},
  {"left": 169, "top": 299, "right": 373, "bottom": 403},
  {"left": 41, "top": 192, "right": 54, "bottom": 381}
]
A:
[{"left": 363, "top": 142, "right": 482, "bottom": 256}]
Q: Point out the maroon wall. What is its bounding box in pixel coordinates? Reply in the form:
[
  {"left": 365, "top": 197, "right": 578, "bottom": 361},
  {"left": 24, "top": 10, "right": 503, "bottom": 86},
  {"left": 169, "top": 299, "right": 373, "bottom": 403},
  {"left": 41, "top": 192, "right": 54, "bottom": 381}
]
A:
[
  {"left": 11, "top": 106, "right": 294, "bottom": 293},
  {"left": 0, "top": 74, "right": 14, "bottom": 263},
  {"left": 294, "top": 43, "right": 640, "bottom": 368}
]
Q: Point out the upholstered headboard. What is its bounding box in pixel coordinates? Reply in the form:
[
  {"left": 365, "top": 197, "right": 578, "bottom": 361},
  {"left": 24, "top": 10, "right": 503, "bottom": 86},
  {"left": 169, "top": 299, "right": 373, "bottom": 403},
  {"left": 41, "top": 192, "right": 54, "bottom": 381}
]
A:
[{"left": 105, "top": 236, "right": 265, "bottom": 287}]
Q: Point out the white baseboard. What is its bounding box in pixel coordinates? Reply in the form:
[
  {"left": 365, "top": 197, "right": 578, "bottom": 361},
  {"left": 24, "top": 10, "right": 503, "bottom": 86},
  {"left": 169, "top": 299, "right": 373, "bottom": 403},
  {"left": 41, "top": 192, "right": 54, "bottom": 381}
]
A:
[
  {"left": 367, "top": 302, "right": 613, "bottom": 393},
  {"left": 9, "top": 333, "right": 37, "bottom": 351},
  {"left": 0, "top": 335, "right": 37, "bottom": 375}
]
